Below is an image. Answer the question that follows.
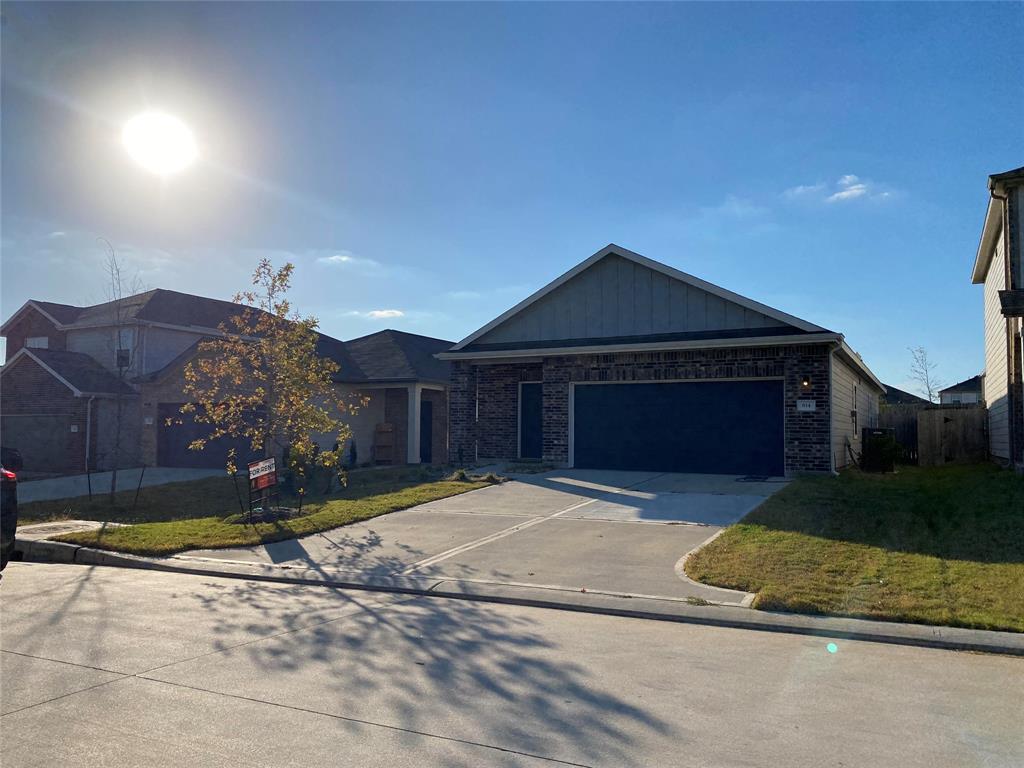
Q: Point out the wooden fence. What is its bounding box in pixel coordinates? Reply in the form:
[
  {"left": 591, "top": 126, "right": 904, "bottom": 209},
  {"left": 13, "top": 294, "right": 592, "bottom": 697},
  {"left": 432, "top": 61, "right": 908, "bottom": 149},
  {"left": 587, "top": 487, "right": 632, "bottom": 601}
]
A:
[
  {"left": 917, "top": 404, "right": 988, "bottom": 467},
  {"left": 879, "top": 404, "right": 924, "bottom": 464},
  {"left": 879, "top": 403, "right": 988, "bottom": 466}
]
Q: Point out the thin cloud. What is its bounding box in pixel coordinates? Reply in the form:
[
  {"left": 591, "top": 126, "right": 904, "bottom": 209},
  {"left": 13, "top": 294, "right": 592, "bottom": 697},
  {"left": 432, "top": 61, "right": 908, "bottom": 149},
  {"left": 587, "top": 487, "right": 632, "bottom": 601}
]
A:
[
  {"left": 345, "top": 308, "right": 405, "bottom": 319},
  {"left": 783, "top": 183, "right": 826, "bottom": 199},
  {"left": 316, "top": 251, "right": 381, "bottom": 269},
  {"left": 784, "top": 174, "right": 898, "bottom": 204}
]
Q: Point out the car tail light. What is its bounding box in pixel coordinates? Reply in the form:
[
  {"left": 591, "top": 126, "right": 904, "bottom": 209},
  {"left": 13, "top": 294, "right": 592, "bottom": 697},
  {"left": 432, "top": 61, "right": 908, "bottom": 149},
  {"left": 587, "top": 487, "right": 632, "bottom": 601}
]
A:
[{"left": 1, "top": 469, "right": 15, "bottom": 481}]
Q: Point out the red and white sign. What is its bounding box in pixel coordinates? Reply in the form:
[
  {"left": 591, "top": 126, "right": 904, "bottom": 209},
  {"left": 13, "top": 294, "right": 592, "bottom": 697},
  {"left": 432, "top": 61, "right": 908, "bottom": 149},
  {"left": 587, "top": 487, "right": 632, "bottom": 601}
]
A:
[{"left": 248, "top": 457, "right": 277, "bottom": 491}]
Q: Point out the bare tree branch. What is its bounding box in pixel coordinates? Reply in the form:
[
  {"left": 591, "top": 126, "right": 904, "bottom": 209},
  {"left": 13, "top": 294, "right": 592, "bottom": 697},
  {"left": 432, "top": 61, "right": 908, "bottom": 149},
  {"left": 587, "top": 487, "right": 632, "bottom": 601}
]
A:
[{"left": 908, "top": 346, "right": 944, "bottom": 404}]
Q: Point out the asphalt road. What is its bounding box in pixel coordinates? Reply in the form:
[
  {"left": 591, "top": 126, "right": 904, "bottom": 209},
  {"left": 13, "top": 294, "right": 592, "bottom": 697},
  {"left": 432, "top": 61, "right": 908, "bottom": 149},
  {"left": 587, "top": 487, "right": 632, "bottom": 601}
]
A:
[{"left": 2, "top": 562, "right": 1021, "bottom": 768}]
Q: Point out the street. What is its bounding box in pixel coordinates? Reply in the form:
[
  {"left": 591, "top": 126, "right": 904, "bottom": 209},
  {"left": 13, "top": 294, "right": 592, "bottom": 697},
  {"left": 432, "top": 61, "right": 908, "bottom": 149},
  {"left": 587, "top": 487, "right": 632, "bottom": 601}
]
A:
[{"left": 2, "top": 562, "right": 1021, "bottom": 768}]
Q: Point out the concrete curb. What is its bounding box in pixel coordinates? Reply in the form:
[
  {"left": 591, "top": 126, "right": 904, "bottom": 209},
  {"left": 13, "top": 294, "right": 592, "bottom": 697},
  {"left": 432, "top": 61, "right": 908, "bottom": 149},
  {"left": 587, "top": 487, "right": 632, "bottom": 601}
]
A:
[
  {"left": 14, "top": 538, "right": 1024, "bottom": 657},
  {"left": 673, "top": 529, "right": 755, "bottom": 608}
]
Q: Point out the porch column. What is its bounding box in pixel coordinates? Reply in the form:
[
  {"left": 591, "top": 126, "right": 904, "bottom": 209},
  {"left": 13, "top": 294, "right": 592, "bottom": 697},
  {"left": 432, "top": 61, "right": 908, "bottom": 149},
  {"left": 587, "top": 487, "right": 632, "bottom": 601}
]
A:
[{"left": 407, "top": 383, "right": 422, "bottom": 464}]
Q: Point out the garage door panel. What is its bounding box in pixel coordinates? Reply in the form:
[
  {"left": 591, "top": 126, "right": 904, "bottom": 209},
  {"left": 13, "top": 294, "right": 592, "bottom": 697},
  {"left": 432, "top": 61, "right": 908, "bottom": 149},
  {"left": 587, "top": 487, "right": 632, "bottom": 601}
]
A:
[{"left": 573, "top": 381, "right": 784, "bottom": 476}]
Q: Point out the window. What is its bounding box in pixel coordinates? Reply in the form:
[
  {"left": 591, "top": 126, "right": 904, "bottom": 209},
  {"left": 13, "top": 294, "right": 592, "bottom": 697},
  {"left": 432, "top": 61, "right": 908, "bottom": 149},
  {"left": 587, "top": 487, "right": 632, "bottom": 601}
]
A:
[{"left": 26, "top": 336, "right": 48, "bottom": 349}]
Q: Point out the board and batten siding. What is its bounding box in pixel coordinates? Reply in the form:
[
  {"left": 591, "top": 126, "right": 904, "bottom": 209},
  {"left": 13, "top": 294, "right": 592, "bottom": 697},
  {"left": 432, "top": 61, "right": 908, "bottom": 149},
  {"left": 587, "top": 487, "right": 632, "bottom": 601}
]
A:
[
  {"left": 984, "top": 230, "right": 1010, "bottom": 459},
  {"left": 476, "top": 254, "right": 788, "bottom": 345},
  {"left": 831, "top": 354, "right": 880, "bottom": 470}
]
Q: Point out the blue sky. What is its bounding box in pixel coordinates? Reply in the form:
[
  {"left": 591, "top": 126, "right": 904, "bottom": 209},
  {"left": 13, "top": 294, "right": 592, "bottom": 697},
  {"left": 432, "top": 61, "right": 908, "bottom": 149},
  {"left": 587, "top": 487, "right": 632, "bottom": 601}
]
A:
[{"left": 2, "top": 2, "right": 1021, "bottom": 394}]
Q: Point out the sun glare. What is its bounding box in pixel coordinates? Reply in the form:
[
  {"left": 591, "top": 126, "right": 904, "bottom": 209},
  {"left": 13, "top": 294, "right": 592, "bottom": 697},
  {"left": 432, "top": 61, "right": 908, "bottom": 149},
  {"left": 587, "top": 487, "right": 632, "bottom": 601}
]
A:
[{"left": 122, "top": 111, "right": 198, "bottom": 176}]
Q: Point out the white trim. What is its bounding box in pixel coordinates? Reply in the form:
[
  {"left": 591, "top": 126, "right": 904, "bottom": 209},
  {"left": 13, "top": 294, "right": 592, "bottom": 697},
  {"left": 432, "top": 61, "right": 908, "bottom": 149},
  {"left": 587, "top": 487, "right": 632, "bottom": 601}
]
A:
[
  {"left": 449, "top": 243, "right": 827, "bottom": 351},
  {"left": 972, "top": 190, "right": 1005, "bottom": 284},
  {"left": 0, "top": 300, "right": 67, "bottom": 334},
  {"left": 0, "top": 348, "right": 82, "bottom": 396},
  {"left": 439, "top": 332, "right": 843, "bottom": 361},
  {"left": 828, "top": 350, "right": 836, "bottom": 473},
  {"left": 0, "top": 348, "right": 131, "bottom": 398},
  {"left": 568, "top": 383, "right": 575, "bottom": 467}
]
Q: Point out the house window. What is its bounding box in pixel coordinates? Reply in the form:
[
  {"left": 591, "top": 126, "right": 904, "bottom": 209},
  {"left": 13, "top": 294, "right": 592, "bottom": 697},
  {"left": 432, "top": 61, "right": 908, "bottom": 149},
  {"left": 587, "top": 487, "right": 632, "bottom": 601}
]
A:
[{"left": 26, "top": 336, "right": 48, "bottom": 349}]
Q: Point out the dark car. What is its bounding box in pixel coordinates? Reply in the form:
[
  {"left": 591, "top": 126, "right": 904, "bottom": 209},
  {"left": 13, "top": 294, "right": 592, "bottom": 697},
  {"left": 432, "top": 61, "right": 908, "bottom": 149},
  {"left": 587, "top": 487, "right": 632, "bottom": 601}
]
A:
[{"left": 1, "top": 447, "right": 22, "bottom": 572}]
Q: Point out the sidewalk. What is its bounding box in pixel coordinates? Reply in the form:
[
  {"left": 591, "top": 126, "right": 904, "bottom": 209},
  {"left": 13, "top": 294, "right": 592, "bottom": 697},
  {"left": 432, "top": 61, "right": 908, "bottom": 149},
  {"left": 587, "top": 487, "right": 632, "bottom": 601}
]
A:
[
  {"left": 13, "top": 537, "right": 1024, "bottom": 657},
  {"left": 17, "top": 467, "right": 223, "bottom": 503}
]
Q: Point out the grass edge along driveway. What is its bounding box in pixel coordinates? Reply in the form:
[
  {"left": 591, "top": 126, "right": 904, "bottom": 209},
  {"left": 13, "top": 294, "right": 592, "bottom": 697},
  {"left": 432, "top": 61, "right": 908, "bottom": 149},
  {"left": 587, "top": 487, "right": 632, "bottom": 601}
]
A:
[
  {"left": 48, "top": 474, "right": 492, "bottom": 557},
  {"left": 685, "top": 464, "right": 1024, "bottom": 633}
]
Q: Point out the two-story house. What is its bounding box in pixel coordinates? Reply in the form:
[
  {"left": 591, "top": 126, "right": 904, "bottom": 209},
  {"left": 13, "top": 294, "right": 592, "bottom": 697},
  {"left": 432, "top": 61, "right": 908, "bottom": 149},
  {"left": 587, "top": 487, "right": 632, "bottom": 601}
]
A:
[
  {"left": 971, "top": 165, "right": 1024, "bottom": 469},
  {"left": 938, "top": 374, "right": 985, "bottom": 405},
  {"left": 0, "top": 289, "right": 451, "bottom": 474}
]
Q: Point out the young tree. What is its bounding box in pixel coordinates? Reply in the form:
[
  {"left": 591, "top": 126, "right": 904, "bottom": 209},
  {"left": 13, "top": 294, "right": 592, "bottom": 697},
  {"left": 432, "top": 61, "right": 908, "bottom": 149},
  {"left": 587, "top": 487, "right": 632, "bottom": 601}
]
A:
[
  {"left": 908, "top": 346, "right": 944, "bottom": 403},
  {"left": 180, "top": 259, "right": 358, "bottom": 494},
  {"left": 99, "top": 241, "right": 145, "bottom": 503}
]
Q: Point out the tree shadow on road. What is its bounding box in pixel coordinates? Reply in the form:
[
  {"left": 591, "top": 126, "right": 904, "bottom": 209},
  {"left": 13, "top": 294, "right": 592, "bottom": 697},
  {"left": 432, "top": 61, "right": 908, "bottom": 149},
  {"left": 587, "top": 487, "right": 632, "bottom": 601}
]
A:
[{"left": 176, "top": 578, "right": 671, "bottom": 767}]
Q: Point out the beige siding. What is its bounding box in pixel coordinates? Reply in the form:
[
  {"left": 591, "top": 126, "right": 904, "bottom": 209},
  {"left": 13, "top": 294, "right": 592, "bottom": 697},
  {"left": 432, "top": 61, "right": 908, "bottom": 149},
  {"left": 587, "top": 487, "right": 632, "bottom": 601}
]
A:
[
  {"left": 143, "top": 326, "right": 205, "bottom": 375},
  {"left": 984, "top": 231, "right": 1010, "bottom": 459},
  {"left": 313, "top": 385, "right": 388, "bottom": 463},
  {"left": 831, "top": 354, "right": 880, "bottom": 470},
  {"left": 477, "top": 254, "right": 787, "bottom": 345}
]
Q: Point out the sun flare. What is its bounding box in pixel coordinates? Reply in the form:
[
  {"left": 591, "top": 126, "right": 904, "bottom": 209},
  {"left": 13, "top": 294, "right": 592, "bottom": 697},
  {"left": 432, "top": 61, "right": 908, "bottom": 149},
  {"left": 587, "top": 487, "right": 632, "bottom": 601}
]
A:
[{"left": 121, "top": 111, "right": 198, "bottom": 176}]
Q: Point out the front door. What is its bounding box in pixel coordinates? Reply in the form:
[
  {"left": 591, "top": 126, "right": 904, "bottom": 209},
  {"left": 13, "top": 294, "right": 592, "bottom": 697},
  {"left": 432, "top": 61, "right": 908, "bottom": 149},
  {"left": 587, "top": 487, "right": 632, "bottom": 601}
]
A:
[
  {"left": 519, "top": 383, "right": 543, "bottom": 459},
  {"left": 419, "top": 399, "right": 433, "bottom": 463}
]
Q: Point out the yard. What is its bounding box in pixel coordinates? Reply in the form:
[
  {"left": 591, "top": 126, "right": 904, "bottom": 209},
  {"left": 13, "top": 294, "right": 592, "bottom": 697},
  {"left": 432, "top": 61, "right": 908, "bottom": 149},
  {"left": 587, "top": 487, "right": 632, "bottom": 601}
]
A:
[
  {"left": 685, "top": 464, "right": 1024, "bottom": 633},
  {"left": 21, "top": 466, "right": 495, "bottom": 557}
]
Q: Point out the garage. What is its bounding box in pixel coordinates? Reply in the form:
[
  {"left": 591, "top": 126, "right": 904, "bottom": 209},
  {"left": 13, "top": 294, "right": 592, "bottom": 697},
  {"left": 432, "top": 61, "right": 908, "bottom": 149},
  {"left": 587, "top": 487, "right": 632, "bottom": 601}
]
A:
[
  {"left": 441, "top": 244, "right": 885, "bottom": 475},
  {"left": 157, "top": 403, "right": 260, "bottom": 469},
  {"left": 572, "top": 380, "right": 784, "bottom": 475}
]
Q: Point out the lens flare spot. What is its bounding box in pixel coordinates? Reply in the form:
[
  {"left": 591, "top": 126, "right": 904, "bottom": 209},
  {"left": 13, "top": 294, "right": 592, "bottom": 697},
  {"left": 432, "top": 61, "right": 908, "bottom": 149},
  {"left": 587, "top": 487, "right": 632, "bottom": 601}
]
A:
[{"left": 826, "top": 642, "right": 838, "bottom": 654}]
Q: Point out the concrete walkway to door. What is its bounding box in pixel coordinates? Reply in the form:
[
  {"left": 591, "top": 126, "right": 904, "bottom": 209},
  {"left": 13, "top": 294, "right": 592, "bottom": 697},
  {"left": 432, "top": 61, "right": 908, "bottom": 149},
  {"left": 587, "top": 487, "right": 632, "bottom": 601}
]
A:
[{"left": 185, "top": 469, "right": 787, "bottom": 605}]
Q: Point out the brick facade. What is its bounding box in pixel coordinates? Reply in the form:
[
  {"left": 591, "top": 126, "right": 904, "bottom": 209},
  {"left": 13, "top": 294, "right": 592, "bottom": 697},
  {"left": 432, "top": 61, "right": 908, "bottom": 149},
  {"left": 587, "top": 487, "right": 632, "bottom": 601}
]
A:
[
  {"left": 0, "top": 356, "right": 96, "bottom": 472},
  {"left": 448, "top": 344, "right": 834, "bottom": 474},
  {"left": 449, "top": 361, "right": 478, "bottom": 465},
  {"left": 3, "top": 308, "right": 66, "bottom": 361}
]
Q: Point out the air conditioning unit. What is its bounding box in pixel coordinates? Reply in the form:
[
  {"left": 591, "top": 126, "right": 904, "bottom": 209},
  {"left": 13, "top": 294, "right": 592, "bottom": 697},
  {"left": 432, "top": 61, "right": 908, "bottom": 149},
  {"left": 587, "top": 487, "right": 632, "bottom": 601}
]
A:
[{"left": 861, "top": 427, "right": 896, "bottom": 472}]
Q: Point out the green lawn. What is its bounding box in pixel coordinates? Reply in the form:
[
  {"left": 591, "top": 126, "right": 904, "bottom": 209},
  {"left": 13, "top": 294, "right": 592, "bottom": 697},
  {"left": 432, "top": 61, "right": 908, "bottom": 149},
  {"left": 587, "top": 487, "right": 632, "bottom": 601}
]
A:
[
  {"left": 685, "top": 464, "right": 1024, "bottom": 633},
  {"left": 21, "top": 466, "right": 493, "bottom": 557}
]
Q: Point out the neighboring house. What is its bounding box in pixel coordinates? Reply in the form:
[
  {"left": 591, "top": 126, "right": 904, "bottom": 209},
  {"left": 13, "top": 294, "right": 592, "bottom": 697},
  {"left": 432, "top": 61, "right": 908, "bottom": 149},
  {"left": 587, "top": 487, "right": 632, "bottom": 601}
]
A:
[
  {"left": 0, "top": 289, "right": 450, "bottom": 473},
  {"left": 971, "top": 165, "right": 1024, "bottom": 469},
  {"left": 439, "top": 244, "right": 884, "bottom": 476},
  {"left": 939, "top": 374, "right": 985, "bottom": 405},
  {"left": 882, "top": 384, "right": 928, "bottom": 406}
]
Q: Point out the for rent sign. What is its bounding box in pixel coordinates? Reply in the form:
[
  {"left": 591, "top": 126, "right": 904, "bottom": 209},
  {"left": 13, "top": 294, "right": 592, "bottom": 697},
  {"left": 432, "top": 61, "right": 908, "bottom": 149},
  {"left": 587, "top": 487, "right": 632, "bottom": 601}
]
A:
[{"left": 248, "top": 457, "right": 277, "bottom": 492}]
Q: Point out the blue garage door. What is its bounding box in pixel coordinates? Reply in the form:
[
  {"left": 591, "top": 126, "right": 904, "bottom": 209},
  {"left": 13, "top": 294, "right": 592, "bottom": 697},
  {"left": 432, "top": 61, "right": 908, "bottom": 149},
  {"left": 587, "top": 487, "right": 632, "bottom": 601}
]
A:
[{"left": 573, "top": 380, "right": 784, "bottom": 476}]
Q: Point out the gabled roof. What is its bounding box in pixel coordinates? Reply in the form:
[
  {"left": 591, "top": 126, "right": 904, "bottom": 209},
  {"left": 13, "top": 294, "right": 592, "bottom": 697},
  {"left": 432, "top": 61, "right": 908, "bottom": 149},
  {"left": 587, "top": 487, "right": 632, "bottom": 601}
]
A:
[
  {"left": 1, "top": 289, "right": 254, "bottom": 335},
  {"left": 972, "top": 166, "right": 1024, "bottom": 284},
  {"left": 134, "top": 330, "right": 453, "bottom": 386},
  {"left": 448, "top": 244, "right": 828, "bottom": 354},
  {"left": 1, "top": 348, "right": 135, "bottom": 396},
  {"left": 939, "top": 373, "right": 984, "bottom": 395},
  {"left": 2, "top": 289, "right": 454, "bottom": 387},
  {"left": 337, "top": 330, "right": 453, "bottom": 384},
  {"left": 882, "top": 384, "right": 928, "bottom": 405}
]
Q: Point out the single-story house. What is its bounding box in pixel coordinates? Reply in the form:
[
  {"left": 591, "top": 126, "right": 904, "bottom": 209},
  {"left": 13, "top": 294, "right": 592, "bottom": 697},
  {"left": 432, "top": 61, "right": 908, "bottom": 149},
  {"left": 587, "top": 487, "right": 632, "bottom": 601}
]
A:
[
  {"left": 882, "top": 384, "right": 928, "bottom": 406},
  {"left": 971, "top": 165, "right": 1024, "bottom": 469},
  {"left": 439, "top": 244, "right": 884, "bottom": 476},
  {"left": 0, "top": 289, "right": 450, "bottom": 473},
  {"left": 938, "top": 374, "right": 984, "bottom": 405}
]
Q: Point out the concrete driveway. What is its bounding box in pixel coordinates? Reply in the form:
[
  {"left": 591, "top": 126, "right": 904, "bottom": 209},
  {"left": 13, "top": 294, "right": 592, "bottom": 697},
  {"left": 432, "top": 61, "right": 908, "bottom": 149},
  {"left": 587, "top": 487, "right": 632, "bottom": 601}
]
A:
[{"left": 187, "top": 469, "right": 787, "bottom": 604}]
